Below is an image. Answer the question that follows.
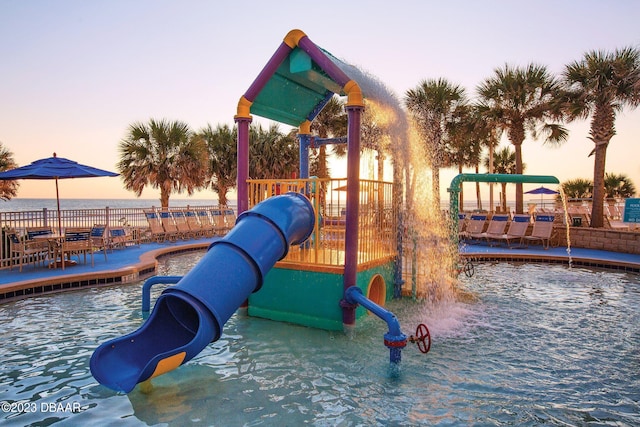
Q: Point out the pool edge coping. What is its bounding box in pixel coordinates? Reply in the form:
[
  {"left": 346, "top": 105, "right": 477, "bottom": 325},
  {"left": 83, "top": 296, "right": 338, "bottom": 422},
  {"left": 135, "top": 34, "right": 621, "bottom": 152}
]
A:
[{"left": 0, "top": 242, "right": 210, "bottom": 303}]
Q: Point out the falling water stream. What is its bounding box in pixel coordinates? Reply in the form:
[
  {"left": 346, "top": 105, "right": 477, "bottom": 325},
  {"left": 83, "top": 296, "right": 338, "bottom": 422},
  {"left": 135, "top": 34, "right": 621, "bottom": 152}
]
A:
[
  {"left": 559, "top": 187, "right": 574, "bottom": 267},
  {"left": 334, "top": 58, "right": 460, "bottom": 302}
]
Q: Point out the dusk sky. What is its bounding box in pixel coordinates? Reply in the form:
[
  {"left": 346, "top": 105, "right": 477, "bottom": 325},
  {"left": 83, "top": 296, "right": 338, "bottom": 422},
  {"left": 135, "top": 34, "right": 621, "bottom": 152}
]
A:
[{"left": 1, "top": 0, "right": 639, "bottom": 203}]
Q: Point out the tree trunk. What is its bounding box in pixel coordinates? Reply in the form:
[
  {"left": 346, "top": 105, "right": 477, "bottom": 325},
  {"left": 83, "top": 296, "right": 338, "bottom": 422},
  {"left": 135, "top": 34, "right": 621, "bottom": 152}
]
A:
[
  {"left": 590, "top": 142, "right": 608, "bottom": 228},
  {"left": 217, "top": 182, "right": 228, "bottom": 206},
  {"left": 318, "top": 145, "right": 329, "bottom": 178},
  {"left": 377, "top": 152, "right": 384, "bottom": 181},
  {"left": 488, "top": 140, "right": 495, "bottom": 213},
  {"left": 432, "top": 166, "right": 440, "bottom": 211},
  {"left": 514, "top": 141, "right": 524, "bottom": 214},
  {"left": 160, "top": 189, "right": 170, "bottom": 209},
  {"left": 589, "top": 104, "right": 615, "bottom": 228},
  {"left": 508, "top": 123, "right": 526, "bottom": 214},
  {"left": 475, "top": 164, "right": 482, "bottom": 210}
]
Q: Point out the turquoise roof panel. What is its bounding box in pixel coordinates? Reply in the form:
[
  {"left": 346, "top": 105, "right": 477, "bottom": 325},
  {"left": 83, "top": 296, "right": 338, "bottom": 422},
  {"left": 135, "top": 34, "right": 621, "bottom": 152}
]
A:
[{"left": 251, "top": 48, "right": 343, "bottom": 126}]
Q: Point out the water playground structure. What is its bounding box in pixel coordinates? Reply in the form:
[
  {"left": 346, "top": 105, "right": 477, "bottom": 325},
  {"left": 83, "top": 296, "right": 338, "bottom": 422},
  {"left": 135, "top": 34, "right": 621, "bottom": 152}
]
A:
[
  {"left": 90, "top": 29, "right": 559, "bottom": 393},
  {"left": 90, "top": 29, "right": 435, "bottom": 393}
]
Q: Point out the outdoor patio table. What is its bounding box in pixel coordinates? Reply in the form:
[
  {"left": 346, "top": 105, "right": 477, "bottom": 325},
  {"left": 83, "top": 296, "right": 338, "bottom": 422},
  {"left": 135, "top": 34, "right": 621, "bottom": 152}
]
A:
[{"left": 32, "top": 234, "right": 75, "bottom": 269}]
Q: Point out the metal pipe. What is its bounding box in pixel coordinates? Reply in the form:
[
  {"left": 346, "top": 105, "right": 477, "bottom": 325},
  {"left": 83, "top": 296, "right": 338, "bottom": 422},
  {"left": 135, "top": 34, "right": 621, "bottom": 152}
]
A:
[
  {"left": 345, "top": 286, "right": 407, "bottom": 364},
  {"left": 141, "top": 275, "right": 182, "bottom": 312}
]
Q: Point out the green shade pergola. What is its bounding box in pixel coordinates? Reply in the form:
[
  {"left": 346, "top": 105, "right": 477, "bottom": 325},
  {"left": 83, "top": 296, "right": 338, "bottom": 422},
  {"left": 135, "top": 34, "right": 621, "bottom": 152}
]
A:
[{"left": 448, "top": 173, "right": 560, "bottom": 240}]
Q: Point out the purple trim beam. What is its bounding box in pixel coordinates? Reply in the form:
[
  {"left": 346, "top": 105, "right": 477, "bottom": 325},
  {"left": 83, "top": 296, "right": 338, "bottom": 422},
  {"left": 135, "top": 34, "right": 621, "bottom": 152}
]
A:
[
  {"left": 297, "top": 36, "right": 351, "bottom": 88},
  {"left": 244, "top": 42, "right": 293, "bottom": 102}
]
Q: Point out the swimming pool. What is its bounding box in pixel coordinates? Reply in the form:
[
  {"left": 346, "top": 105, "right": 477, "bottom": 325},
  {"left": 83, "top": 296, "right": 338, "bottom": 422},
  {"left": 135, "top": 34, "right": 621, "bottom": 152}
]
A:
[{"left": 1, "top": 253, "right": 639, "bottom": 425}]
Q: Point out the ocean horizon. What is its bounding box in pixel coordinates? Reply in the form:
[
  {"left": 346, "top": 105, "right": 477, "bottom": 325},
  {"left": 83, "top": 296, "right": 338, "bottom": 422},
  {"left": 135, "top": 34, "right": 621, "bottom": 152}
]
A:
[
  {"left": 0, "top": 198, "right": 235, "bottom": 212},
  {"left": 1, "top": 197, "right": 537, "bottom": 213}
]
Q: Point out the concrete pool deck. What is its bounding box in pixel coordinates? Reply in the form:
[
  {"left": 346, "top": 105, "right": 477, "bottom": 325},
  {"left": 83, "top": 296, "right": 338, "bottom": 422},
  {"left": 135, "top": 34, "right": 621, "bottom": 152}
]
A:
[
  {"left": 1, "top": 238, "right": 638, "bottom": 303},
  {"left": 460, "top": 243, "right": 640, "bottom": 272},
  {"left": 0, "top": 237, "right": 219, "bottom": 302}
]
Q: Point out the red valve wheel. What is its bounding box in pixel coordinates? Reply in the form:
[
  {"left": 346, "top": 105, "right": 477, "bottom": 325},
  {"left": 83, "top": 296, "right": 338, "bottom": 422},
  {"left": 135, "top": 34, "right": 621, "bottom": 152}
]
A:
[
  {"left": 415, "top": 323, "right": 431, "bottom": 354},
  {"left": 463, "top": 260, "right": 474, "bottom": 277}
]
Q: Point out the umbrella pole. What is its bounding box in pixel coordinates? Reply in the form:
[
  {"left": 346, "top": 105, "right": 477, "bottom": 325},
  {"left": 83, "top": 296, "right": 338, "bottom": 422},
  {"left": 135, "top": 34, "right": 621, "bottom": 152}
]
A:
[{"left": 55, "top": 177, "right": 62, "bottom": 235}]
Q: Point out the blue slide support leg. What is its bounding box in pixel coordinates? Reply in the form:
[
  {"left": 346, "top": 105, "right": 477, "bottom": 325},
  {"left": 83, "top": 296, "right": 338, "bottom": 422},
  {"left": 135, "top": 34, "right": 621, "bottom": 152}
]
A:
[{"left": 90, "top": 193, "right": 315, "bottom": 392}]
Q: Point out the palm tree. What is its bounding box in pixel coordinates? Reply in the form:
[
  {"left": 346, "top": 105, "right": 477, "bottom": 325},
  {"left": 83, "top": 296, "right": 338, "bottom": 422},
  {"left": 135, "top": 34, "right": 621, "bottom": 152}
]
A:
[
  {"left": 249, "top": 123, "right": 298, "bottom": 179},
  {"left": 361, "top": 99, "right": 394, "bottom": 181},
  {"left": 0, "top": 142, "right": 19, "bottom": 201},
  {"left": 561, "top": 178, "right": 593, "bottom": 200},
  {"left": 484, "top": 147, "right": 519, "bottom": 212},
  {"left": 309, "top": 96, "right": 347, "bottom": 178},
  {"left": 604, "top": 172, "right": 636, "bottom": 198},
  {"left": 446, "top": 105, "right": 483, "bottom": 210},
  {"left": 198, "top": 124, "right": 237, "bottom": 206},
  {"left": 477, "top": 64, "right": 568, "bottom": 213},
  {"left": 117, "top": 119, "right": 209, "bottom": 208},
  {"left": 562, "top": 47, "right": 640, "bottom": 227},
  {"left": 405, "top": 78, "right": 468, "bottom": 209},
  {"left": 472, "top": 103, "right": 503, "bottom": 211}
]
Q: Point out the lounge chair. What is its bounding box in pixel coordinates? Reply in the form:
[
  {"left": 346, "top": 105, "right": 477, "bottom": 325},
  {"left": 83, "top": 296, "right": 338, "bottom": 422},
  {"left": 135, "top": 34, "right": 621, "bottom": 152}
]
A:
[
  {"left": 487, "top": 214, "right": 530, "bottom": 247},
  {"left": 7, "top": 229, "right": 49, "bottom": 272},
  {"left": 108, "top": 226, "right": 137, "bottom": 250},
  {"left": 158, "top": 210, "right": 180, "bottom": 241},
  {"left": 223, "top": 208, "right": 236, "bottom": 232},
  {"left": 568, "top": 205, "right": 590, "bottom": 227},
  {"left": 171, "top": 210, "right": 195, "bottom": 240},
  {"left": 457, "top": 213, "right": 468, "bottom": 237},
  {"left": 196, "top": 209, "right": 215, "bottom": 237},
  {"left": 144, "top": 210, "right": 167, "bottom": 242},
  {"left": 522, "top": 214, "right": 555, "bottom": 249},
  {"left": 466, "top": 214, "right": 508, "bottom": 242},
  {"left": 210, "top": 208, "right": 227, "bottom": 235},
  {"left": 459, "top": 214, "right": 487, "bottom": 241},
  {"left": 90, "top": 225, "right": 109, "bottom": 262},
  {"left": 184, "top": 210, "right": 204, "bottom": 238}
]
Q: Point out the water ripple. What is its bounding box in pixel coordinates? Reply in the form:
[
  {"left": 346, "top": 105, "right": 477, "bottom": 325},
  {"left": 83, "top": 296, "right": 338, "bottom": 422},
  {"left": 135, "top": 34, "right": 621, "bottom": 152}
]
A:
[{"left": 1, "top": 257, "right": 639, "bottom": 425}]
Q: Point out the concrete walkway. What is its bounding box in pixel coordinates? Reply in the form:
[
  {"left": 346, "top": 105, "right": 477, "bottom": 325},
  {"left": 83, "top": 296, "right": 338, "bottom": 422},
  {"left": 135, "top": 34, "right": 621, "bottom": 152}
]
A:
[{"left": 460, "top": 243, "right": 640, "bottom": 272}]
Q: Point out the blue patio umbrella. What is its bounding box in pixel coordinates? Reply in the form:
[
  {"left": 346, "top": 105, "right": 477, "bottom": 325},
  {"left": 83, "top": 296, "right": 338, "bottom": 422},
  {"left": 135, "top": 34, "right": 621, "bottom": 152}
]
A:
[
  {"left": 0, "top": 153, "right": 119, "bottom": 233},
  {"left": 524, "top": 186, "right": 559, "bottom": 204}
]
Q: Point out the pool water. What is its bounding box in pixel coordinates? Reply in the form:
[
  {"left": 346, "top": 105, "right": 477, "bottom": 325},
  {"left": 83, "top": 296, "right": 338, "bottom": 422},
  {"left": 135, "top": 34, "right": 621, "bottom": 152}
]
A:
[{"left": 1, "top": 254, "right": 639, "bottom": 426}]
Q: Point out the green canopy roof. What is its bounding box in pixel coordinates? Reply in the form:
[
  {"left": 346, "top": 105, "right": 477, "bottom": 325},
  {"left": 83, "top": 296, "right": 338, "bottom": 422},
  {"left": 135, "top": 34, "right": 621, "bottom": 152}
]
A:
[{"left": 250, "top": 48, "right": 344, "bottom": 126}]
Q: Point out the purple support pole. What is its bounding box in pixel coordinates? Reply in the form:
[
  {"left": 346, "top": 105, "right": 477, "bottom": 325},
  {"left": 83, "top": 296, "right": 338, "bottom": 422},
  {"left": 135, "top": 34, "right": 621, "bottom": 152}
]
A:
[
  {"left": 342, "top": 104, "right": 363, "bottom": 328},
  {"left": 235, "top": 117, "right": 251, "bottom": 215}
]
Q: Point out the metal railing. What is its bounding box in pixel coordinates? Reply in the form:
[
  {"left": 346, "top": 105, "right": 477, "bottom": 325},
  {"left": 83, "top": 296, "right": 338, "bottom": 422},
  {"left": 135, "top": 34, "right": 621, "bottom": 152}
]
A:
[
  {"left": 247, "top": 178, "right": 397, "bottom": 267},
  {"left": 0, "top": 204, "right": 220, "bottom": 270}
]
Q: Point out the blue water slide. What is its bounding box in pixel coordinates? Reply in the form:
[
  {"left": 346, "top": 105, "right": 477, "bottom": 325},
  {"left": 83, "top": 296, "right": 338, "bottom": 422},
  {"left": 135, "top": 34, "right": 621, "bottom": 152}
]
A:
[{"left": 90, "top": 193, "right": 315, "bottom": 393}]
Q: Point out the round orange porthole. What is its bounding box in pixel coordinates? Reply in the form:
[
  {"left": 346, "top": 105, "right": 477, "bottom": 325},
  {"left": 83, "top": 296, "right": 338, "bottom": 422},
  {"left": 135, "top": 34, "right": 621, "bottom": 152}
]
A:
[{"left": 366, "top": 274, "right": 386, "bottom": 309}]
